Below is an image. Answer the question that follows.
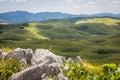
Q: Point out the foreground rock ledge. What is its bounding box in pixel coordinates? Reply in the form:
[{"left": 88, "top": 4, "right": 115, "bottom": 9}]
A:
[{"left": 0, "top": 48, "right": 82, "bottom": 80}]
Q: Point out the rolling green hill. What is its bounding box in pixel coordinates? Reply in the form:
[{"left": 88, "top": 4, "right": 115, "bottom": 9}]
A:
[
  {"left": 25, "top": 23, "right": 49, "bottom": 39},
  {"left": 76, "top": 18, "right": 120, "bottom": 26},
  {"left": 0, "top": 17, "right": 120, "bottom": 40},
  {"left": 0, "top": 17, "right": 120, "bottom": 65}
]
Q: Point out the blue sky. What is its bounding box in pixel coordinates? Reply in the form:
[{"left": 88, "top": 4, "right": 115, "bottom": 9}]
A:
[{"left": 0, "top": 0, "right": 120, "bottom": 14}]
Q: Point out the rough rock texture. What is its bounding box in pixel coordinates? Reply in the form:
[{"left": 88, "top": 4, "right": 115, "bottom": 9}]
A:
[
  {"left": 9, "top": 48, "right": 67, "bottom": 80},
  {"left": 56, "top": 73, "right": 69, "bottom": 80},
  {"left": 9, "top": 61, "right": 62, "bottom": 80},
  {"left": 31, "top": 49, "right": 65, "bottom": 66},
  {"left": 5, "top": 48, "right": 33, "bottom": 66}
]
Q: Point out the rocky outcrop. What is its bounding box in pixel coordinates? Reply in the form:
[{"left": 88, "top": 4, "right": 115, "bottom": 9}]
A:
[
  {"left": 9, "top": 61, "right": 62, "bottom": 80},
  {"left": 0, "top": 48, "right": 83, "bottom": 80},
  {"left": 31, "top": 49, "right": 65, "bottom": 66},
  {"left": 7, "top": 48, "right": 67, "bottom": 80},
  {"left": 5, "top": 48, "right": 33, "bottom": 67}
]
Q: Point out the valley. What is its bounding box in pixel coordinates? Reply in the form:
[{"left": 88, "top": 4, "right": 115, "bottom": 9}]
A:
[{"left": 0, "top": 17, "right": 120, "bottom": 65}]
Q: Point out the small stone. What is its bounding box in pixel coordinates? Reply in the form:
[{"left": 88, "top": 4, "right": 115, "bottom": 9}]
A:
[
  {"left": 67, "top": 58, "right": 73, "bottom": 63},
  {"left": 75, "top": 56, "right": 82, "bottom": 63}
]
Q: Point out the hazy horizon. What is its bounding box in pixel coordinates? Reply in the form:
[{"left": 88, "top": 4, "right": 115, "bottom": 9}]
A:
[
  {"left": 0, "top": 10, "right": 120, "bottom": 15},
  {"left": 0, "top": 0, "right": 120, "bottom": 14}
]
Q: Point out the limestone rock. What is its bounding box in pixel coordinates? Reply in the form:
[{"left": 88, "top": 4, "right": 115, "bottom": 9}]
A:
[
  {"left": 56, "top": 73, "right": 69, "bottom": 80},
  {"left": 9, "top": 61, "right": 62, "bottom": 80},
  {"left": 31, "top": 49, "right": 65, "bottom": 65},
  {"left": 67, "top": 58, "right": 73, "bottom": 63},
  {"left": 7, "top": 48, "right": 67, "bottom": 80},
  {"left": 5, "top": 48, "right": 33, "bottom": 66},
  {"left": 75, "top": 56, "right": 82, "bottom": 63}
]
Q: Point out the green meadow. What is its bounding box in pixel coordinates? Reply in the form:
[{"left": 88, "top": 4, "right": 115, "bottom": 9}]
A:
[{"left": 0, "top": 17, "right": 120, "bottom": 66}]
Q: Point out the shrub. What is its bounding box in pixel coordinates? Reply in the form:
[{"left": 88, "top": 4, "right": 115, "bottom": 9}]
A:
[
  {"left": 1, "top": 46, "right": 11, "bottom": 52},
  {"left": 62, "top": 62, "right": 98, "bottom": 80},
  {"left": 61, "top": 62, "right": 120, "bottom": 80},
  {"left": 22, "top": 23, "right": 29, "bottom": 26},
  {"left": 20, "top": 26, "right": 24, "bottom": 29},
  {"left": 99, "top": 63, "right": 120, "bottom": 80},
  {"left": 0, "top": 57, "right": 24, "bottom": 80},
  {"left": 95, "top": 48, "right": 120, "bottom": 54},
  {"left": 61, "top": 47, "right": 80, "bottom": 52}
]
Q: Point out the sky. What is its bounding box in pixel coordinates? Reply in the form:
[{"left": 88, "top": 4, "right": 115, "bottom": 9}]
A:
[{"left": 0, "top": 0, "right": 120, "bottom": 14}]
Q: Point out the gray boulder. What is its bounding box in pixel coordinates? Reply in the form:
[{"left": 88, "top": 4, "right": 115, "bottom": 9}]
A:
[
  {"left": 9, "top": 61, "right": 62, "bottom": 80},
  {"left": 5, "top": 48, "right": 33, "bottom": 66},
  {"left": 9, "top": 48, "right": 67, "bottom": 80},
  {"left": 67, "top": 58, "right": 73, "bottom": 63},
  {"left": 75, "top": 56, "right": 82, "bottom": 63},
  {"left": 31, "top": 49, "right": 65, "bottom": 65}
]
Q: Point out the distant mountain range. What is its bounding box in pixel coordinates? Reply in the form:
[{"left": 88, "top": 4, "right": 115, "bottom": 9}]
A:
[{"left": 0, "top": 11, "right": 120, "bottom": 23}]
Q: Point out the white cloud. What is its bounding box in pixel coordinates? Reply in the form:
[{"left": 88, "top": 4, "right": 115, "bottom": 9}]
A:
[
  {"left": 66, "top": 0, "right": 82, "bottom": 3},
  {"left": 0, "top": 0, "right": 7, "bottom": 1},
  {"left": 0, "top": 0, "right": 26, "bottom": 2},
  {"left": 12, "top": 0, "right": 26, "bottom": 2},
  {"left": 87, "top": 1, "right": 95, "bottom": 5},
  {"left": 111, "top": 0, "right": 120, "bottom": 5},
  {"left": 66, "top": 0, "right": 74, "bottom": 3}
]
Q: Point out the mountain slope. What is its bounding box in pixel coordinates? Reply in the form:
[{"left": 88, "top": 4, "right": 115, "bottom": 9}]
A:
[
  {"left": 0, "top": 17, "right": 120, "bottom": 65},
  {"left": 0, "top": 17, "right": 120, "bottom": 40},
  {"left": 25, "top": 23, "right": 48, "bottom": 39},
  {"left": 0, "top": 11, "right": 120, "bottom": 23},
  {"left": 0, "top": 11, "right": 75, "bottom": 23},
  {"left": 75, "top": 18, "right": 120, "bottom": 26}
]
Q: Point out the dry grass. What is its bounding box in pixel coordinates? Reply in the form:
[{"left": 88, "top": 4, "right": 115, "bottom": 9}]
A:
[
  {"left": 83, "top": 60, "right": 101, "bottom": 73},
  {"left": 1, "top": 46, "right": 11, "bottom": 52}
]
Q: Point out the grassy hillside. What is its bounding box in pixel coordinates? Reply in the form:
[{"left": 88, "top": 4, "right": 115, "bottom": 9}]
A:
[
  {"left": 25, "top": 23, "right": 48, "bottom": 39},
  {"left": 0, "top": 17, "right": 120, "bottom": 40},
  {"left": 0, "top": 36, "right": 120, "bottom": 65},
  {"left": 0, "top": 17, "right": 120, "bottom": 65},
  {"left": 75, "top": 18, "right": 120, "bottom": 26}
]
